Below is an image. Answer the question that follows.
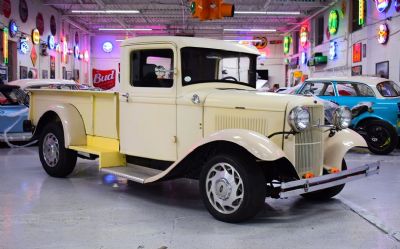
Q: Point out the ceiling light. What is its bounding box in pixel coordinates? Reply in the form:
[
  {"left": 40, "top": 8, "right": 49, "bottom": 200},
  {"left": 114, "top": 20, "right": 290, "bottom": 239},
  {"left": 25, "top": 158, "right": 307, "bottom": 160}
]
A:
[
  {"left": 223, "top": 28, "right": 276, "bottom": 32},
  {"left": 99, "top": 28, "right": 152, "bottom": 31},
  {"left": 71, "top": 10, "right": 140, "bottom": 14},
  {"left": 235, "top": 11, "right": 300, "bottom": 15}
]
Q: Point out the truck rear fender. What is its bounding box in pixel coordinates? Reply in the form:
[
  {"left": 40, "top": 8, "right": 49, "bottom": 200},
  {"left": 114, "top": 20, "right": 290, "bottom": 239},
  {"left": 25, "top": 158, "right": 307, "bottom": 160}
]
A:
[
  {"left": 34, "top": 104, "right": 86, "bottom": 147},
  {"left": 324, "top": 128, "right": 367, "bottom": 168},
  {"left": 146, "top": 129, "right": 290, "bottom": 183}
]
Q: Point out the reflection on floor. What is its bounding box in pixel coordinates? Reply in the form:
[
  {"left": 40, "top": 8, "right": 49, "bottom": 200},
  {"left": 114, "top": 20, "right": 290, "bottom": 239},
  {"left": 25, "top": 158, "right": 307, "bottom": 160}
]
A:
[{"left": 0, "top": 147, "right": 399, "bottom": 249}]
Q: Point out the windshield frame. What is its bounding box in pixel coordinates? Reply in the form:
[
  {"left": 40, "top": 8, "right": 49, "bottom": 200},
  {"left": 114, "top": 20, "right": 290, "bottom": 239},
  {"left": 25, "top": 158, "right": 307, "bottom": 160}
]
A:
[{"left": 180, "top": 47, "right": 257, "bottom": 88}]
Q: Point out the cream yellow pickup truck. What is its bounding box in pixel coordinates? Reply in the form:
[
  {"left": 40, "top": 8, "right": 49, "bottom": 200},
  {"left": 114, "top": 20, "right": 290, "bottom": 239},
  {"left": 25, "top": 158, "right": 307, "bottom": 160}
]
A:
[{"left": 25, "top": 36, "right": 379, "bottom": 222}]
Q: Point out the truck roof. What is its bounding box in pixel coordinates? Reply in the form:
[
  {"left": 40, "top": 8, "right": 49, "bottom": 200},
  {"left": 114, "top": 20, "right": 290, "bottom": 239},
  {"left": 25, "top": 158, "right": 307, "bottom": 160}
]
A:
[{"left": 121, "top": 36, "right": 260, "bottom": 55}]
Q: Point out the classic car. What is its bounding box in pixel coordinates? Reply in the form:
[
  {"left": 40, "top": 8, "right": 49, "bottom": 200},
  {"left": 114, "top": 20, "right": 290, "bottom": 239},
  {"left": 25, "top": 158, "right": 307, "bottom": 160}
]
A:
[
  {"left": 298, "top": 76, "right": 400, "bottom": 154},
  {"left": 0, "top": 85, "right": 31, "bottom": 142},
  {"left": 7, "top": 79, "right": 102, "bottom": 92},
  {"left": 24, "top": 36, "right": 379, "bottom": 222}
]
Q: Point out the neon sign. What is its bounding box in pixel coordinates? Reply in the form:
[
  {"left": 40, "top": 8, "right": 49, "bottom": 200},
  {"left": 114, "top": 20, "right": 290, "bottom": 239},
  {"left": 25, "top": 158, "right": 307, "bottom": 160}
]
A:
[
  {"left": 328, "top": 10, "right": 339, "bottom": 35},
  {"left": 329, "top": 41, "right": 338, "bottom": 60},
  {"left": 374, "top": 0, "right": 390, "bottom": 13},
  {"left": 32, "top": 28, "right": 40, "bottom": 45},
  {"left": 283, "top": 36, "right": 291, "bottom": 54},
  {"left": 359, "top": 0, "right": 365, "bottom": 25},
  {"left": 377, "top": 23, "right": 389, "bottom": 44},
  {"left": 9, "top": 20, "right": 18, "bottom": 38},
  {"left": 300, "top": 26, "right": 308, "bottom": 47},
  {"left": 84, "top": 50, "right": 89, "bottom": 62},
  {"left": 102, "top": 41, "right": 113, "bottom": 53},
  {"left": 19, "top": 38, "right": 29, "bottom": 54},
  {"left": 3, "top": 28, "right": 8, "bottom": 64},
  {"left": 47, "top": 35, "right": 55, "bottom": 50},
  {"left": 74, "top": 45, "right": 80, "bottom": 58}
]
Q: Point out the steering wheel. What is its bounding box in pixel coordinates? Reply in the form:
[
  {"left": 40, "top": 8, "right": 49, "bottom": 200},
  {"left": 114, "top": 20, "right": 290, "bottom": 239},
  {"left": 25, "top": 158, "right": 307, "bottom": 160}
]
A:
[{"left": 221, "top": 76, "right": 238, "bottom": 82}]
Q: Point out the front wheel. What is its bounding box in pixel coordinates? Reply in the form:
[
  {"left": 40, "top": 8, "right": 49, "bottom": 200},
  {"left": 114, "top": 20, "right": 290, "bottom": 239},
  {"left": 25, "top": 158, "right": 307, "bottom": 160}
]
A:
[
  {"left": 199, "top": 153, "right": 265, "bottom": 223},
  {"left": 39, "top": 122, "right": 77, "bottom": 178},
  {"left": 361, "top": 120, "right": 398, "bottom": 155},
  {"left": 302, "top": 160, "right": 347, "bottom": 201}
]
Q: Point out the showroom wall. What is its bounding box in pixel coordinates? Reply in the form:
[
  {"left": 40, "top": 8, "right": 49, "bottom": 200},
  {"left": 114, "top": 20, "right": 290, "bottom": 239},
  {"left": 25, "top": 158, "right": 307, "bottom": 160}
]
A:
[
  {"left": 285, "top": 0, "right": 400, "bottom": 86},
  {"left": 257, "top": 40, "right": 285, "bottom": 87},
  {"left": 0, "top": 0, "right": 91, "bottom": 83}
]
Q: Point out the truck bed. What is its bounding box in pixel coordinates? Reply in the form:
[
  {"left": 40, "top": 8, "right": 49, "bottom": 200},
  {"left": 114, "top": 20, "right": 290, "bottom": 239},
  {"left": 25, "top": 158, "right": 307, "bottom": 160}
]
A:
[{"left": 29, "top": 89, "right": 119, "bottom": 140}]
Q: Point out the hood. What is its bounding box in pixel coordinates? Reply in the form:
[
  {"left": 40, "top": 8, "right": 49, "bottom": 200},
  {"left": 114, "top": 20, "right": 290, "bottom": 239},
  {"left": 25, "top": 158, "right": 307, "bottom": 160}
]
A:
[{"left": 203, "top": 89, "right": 315, "bottom": 112}]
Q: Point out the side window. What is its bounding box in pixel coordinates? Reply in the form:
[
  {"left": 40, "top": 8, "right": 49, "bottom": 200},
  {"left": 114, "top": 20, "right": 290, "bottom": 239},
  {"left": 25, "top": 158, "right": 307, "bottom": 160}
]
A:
[
  {"left": 300, "top": 82, "right": 334, "bottom": 96},
  {"left": 130, "top": 49, "right": 174, "bottom": 88},
  {"left": 337, "top": 82, "right": 374, "bottom": 97}
]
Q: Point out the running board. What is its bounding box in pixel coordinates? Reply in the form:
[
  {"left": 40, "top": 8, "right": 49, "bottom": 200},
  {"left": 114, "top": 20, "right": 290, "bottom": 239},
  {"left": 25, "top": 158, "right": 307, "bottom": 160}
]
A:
[{"left": 100, "top": 164, "right": 162, "bottom": 184}]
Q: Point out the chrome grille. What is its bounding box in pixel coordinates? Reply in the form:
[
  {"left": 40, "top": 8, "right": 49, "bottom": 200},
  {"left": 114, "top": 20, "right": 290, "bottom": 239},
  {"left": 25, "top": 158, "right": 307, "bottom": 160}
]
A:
[{"left": 295, "top": 106, "right": 324, "bottom": 177}]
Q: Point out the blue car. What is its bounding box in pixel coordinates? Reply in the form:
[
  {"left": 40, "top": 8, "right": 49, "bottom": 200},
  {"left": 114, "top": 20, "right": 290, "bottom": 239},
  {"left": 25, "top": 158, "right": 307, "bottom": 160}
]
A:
[
  {"left": 298, "top": 76, "right": 400, "bottom": 155},
  {"left": 0, "top": 85, "right": 31, "bottom": 143}
]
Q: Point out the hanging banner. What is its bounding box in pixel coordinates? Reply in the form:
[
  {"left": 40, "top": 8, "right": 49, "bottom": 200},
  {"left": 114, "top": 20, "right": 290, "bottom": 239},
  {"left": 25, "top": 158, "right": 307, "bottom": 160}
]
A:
[{"left": 92, "top": 69, "right": 116, "bottom": 90}]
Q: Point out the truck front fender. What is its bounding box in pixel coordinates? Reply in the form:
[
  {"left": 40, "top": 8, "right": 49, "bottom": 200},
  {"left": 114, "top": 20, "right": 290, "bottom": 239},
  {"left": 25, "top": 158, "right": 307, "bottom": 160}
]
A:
[
  {"left": 324, "top": 128, "right": 367, "bottom": 168},
  {"left": 195, "top": 129, "right": 286, "bottom": 161},
  {"left": 36, "top": 104, "right": 86, "bottom": 147}
]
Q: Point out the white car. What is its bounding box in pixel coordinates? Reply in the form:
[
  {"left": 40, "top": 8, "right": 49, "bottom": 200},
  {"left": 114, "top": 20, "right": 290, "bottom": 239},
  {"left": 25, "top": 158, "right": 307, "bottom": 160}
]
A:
[{"left": 6, "top": 79, "right": 76, "bottom": 90}]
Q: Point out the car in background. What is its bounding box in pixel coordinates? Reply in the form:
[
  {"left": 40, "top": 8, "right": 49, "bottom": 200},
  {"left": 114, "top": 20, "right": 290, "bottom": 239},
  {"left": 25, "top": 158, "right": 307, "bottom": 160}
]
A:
[
  {"left": 6, "top": 79, "right": 101, "bottom": 91},
  {"left": 298, "top": 76, "right": 400, "bottom": 154},
  {"left": 0, "top": 85, "right": 31, "bottom": 142}
]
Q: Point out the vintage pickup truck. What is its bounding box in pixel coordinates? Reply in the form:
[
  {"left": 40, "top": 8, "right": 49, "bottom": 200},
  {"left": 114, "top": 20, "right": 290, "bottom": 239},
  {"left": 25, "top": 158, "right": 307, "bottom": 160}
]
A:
[{"left": 25, "top": 36, "right": 379, "bottom": 222}]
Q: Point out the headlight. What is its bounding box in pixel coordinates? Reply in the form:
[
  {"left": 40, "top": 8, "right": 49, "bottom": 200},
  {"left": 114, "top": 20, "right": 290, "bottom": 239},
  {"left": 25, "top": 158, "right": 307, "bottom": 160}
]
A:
[
  {"left": 333, "top": 106, "right": 352, "bottom": 129},
  {"left": 288, "top": 106, "right": 310, "bottom": 132}
]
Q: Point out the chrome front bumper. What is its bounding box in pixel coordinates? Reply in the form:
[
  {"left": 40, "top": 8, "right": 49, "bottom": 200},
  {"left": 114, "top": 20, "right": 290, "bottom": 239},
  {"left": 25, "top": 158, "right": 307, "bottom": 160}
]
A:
[
  {"left": 0, "top": 132, "right": 33, "bottom": 142},
  {"left": 279, "top": 162, "right": 380, "bottom": 198}
]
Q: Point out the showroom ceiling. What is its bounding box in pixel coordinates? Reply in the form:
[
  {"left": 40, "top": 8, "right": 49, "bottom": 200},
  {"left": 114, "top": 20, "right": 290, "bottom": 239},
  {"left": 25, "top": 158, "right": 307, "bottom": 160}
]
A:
[{"left": 43, "top": 0, "right": 336, "bottom": 38}]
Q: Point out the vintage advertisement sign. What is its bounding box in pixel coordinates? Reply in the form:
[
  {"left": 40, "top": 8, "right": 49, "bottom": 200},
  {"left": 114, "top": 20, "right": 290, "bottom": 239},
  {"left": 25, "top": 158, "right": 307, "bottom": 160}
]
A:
[
  {"left": 50, "top": 55, "right": 55, "bottom": 79},
  {"left": 352, "top": 43, "right": 362, "bottom": 63},
  {"left": 92, "top": 69, "right": 116, "bottom": 90}
]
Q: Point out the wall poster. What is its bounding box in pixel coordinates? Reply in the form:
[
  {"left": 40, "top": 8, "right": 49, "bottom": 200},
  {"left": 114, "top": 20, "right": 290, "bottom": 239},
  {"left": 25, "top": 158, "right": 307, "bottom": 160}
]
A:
[
  {"left": 42, "top": 70, "right": 48, "bottom": 79},
  {"left": 20, "top": 66, "right": 27, "bottom": 79},
  {"left": 376, "top": 61, "right": 389, "bottom": 79},
  {"left": 351, "top": 65, "right": 362, "bottom": 76}
]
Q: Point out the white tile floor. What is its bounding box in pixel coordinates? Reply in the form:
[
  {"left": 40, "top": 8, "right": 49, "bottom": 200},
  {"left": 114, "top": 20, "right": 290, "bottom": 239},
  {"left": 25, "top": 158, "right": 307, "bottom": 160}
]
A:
[{"left": 0, "top": 147, "right": 399, "bottom": 249}]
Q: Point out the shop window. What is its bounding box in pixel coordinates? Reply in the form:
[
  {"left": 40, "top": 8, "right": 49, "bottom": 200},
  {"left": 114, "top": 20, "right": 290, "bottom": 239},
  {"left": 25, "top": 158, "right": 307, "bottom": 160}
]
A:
[
  {"left": 299, "top": 82, "right": 334, "bottom": 96},
  {"left": 351, "top": 0, "right": 363, "bottom": 32},
  {"left": 337, "top": 82, "right": 375, "bottom": 97},
  {"left": 315, "top": 16, "right": 324, "bottom": 45},
  {"left": 130, "top": 49, "right": 174, "bottom": 88}
]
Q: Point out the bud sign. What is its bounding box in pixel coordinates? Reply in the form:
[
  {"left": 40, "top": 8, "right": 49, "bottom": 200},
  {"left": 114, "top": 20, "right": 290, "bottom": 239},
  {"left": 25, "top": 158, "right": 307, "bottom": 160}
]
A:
[{"left": 92, "top": 69, "right": 116, "bottom": 90}]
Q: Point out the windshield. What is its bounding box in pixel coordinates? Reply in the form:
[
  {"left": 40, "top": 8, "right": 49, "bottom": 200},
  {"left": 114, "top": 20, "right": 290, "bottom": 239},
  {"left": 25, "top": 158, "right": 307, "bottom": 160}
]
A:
[
  {"left": 377, "top": 81, "right": 400, "bottom": 97},
  {"left": 181, "top": 47, "right": 257, "bottom": 88}
]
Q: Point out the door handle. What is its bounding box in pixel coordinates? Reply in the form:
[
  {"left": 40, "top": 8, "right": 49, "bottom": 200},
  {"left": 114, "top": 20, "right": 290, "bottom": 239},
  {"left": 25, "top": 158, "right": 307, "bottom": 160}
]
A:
[{"left": 121, "top": 93, "right": 129, "bottom": 102}]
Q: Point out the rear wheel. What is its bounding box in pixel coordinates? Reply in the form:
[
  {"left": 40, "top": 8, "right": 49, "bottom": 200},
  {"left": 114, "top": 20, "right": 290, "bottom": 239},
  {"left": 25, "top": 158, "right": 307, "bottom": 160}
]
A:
[
  {"left": 39, "top": 122, "right": 77, "bottom": 177},
  {"left": 199, "top": 153, "right": 265, "bottom": 223},
  {"left": 302, "top": 160, "right": 347, "bottom": 201},
  {"left": 361, "top": 120, "right": 398, "bottom": 155}
]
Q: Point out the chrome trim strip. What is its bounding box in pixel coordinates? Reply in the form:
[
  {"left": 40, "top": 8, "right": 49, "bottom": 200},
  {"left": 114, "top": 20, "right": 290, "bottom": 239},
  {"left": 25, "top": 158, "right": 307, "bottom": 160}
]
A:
[
  {"left": 279, "top": 161, "right": 380, "bottom": 198},
  {"left": 0, "top": 133, "right": 33, "bottom": 142}
]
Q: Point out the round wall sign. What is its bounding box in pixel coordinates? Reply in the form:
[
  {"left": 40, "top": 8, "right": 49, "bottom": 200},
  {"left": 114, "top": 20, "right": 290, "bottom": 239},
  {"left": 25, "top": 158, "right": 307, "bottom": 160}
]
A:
[
  {"left": 3, "top": 0, "right": 11, "bottom": 18},
  {"left": 328, "top": 10, "right": 339, "bottom": 35},
  {"left": 395, "top": 0, "right": 400, "bottom": 11},
  {"left": 48, "top": 35, "right": 55, "bottom": 50},
  {"left": 102, "top": 41, "right": 113, "bottom": 53},
  {"left": 377, "top": 23, "right": 389, "bottom": 44},
  {"left": 32, "top": 28, "right": 40, "bottom": 45},
  {"left": 9, "top": 20, "right": 18, "bottom": 38},
  {"left": 50, "top": 15, "right": 57, "bottom": 36},
  {"left": 19, "top": 0, "right": 28, "bottom": 23},
  {"left": 36, "top": 13, "right": 44, "bottom": 35}
]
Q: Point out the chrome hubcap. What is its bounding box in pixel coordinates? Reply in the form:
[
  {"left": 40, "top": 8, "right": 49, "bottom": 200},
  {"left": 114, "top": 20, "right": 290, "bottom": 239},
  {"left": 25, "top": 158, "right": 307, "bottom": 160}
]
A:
[
  {"left": 206, "top": 162, "right": 244, "bottom": 214},
  {"left": 43, "top": 133, "right": 59, "bottom": 167}
]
